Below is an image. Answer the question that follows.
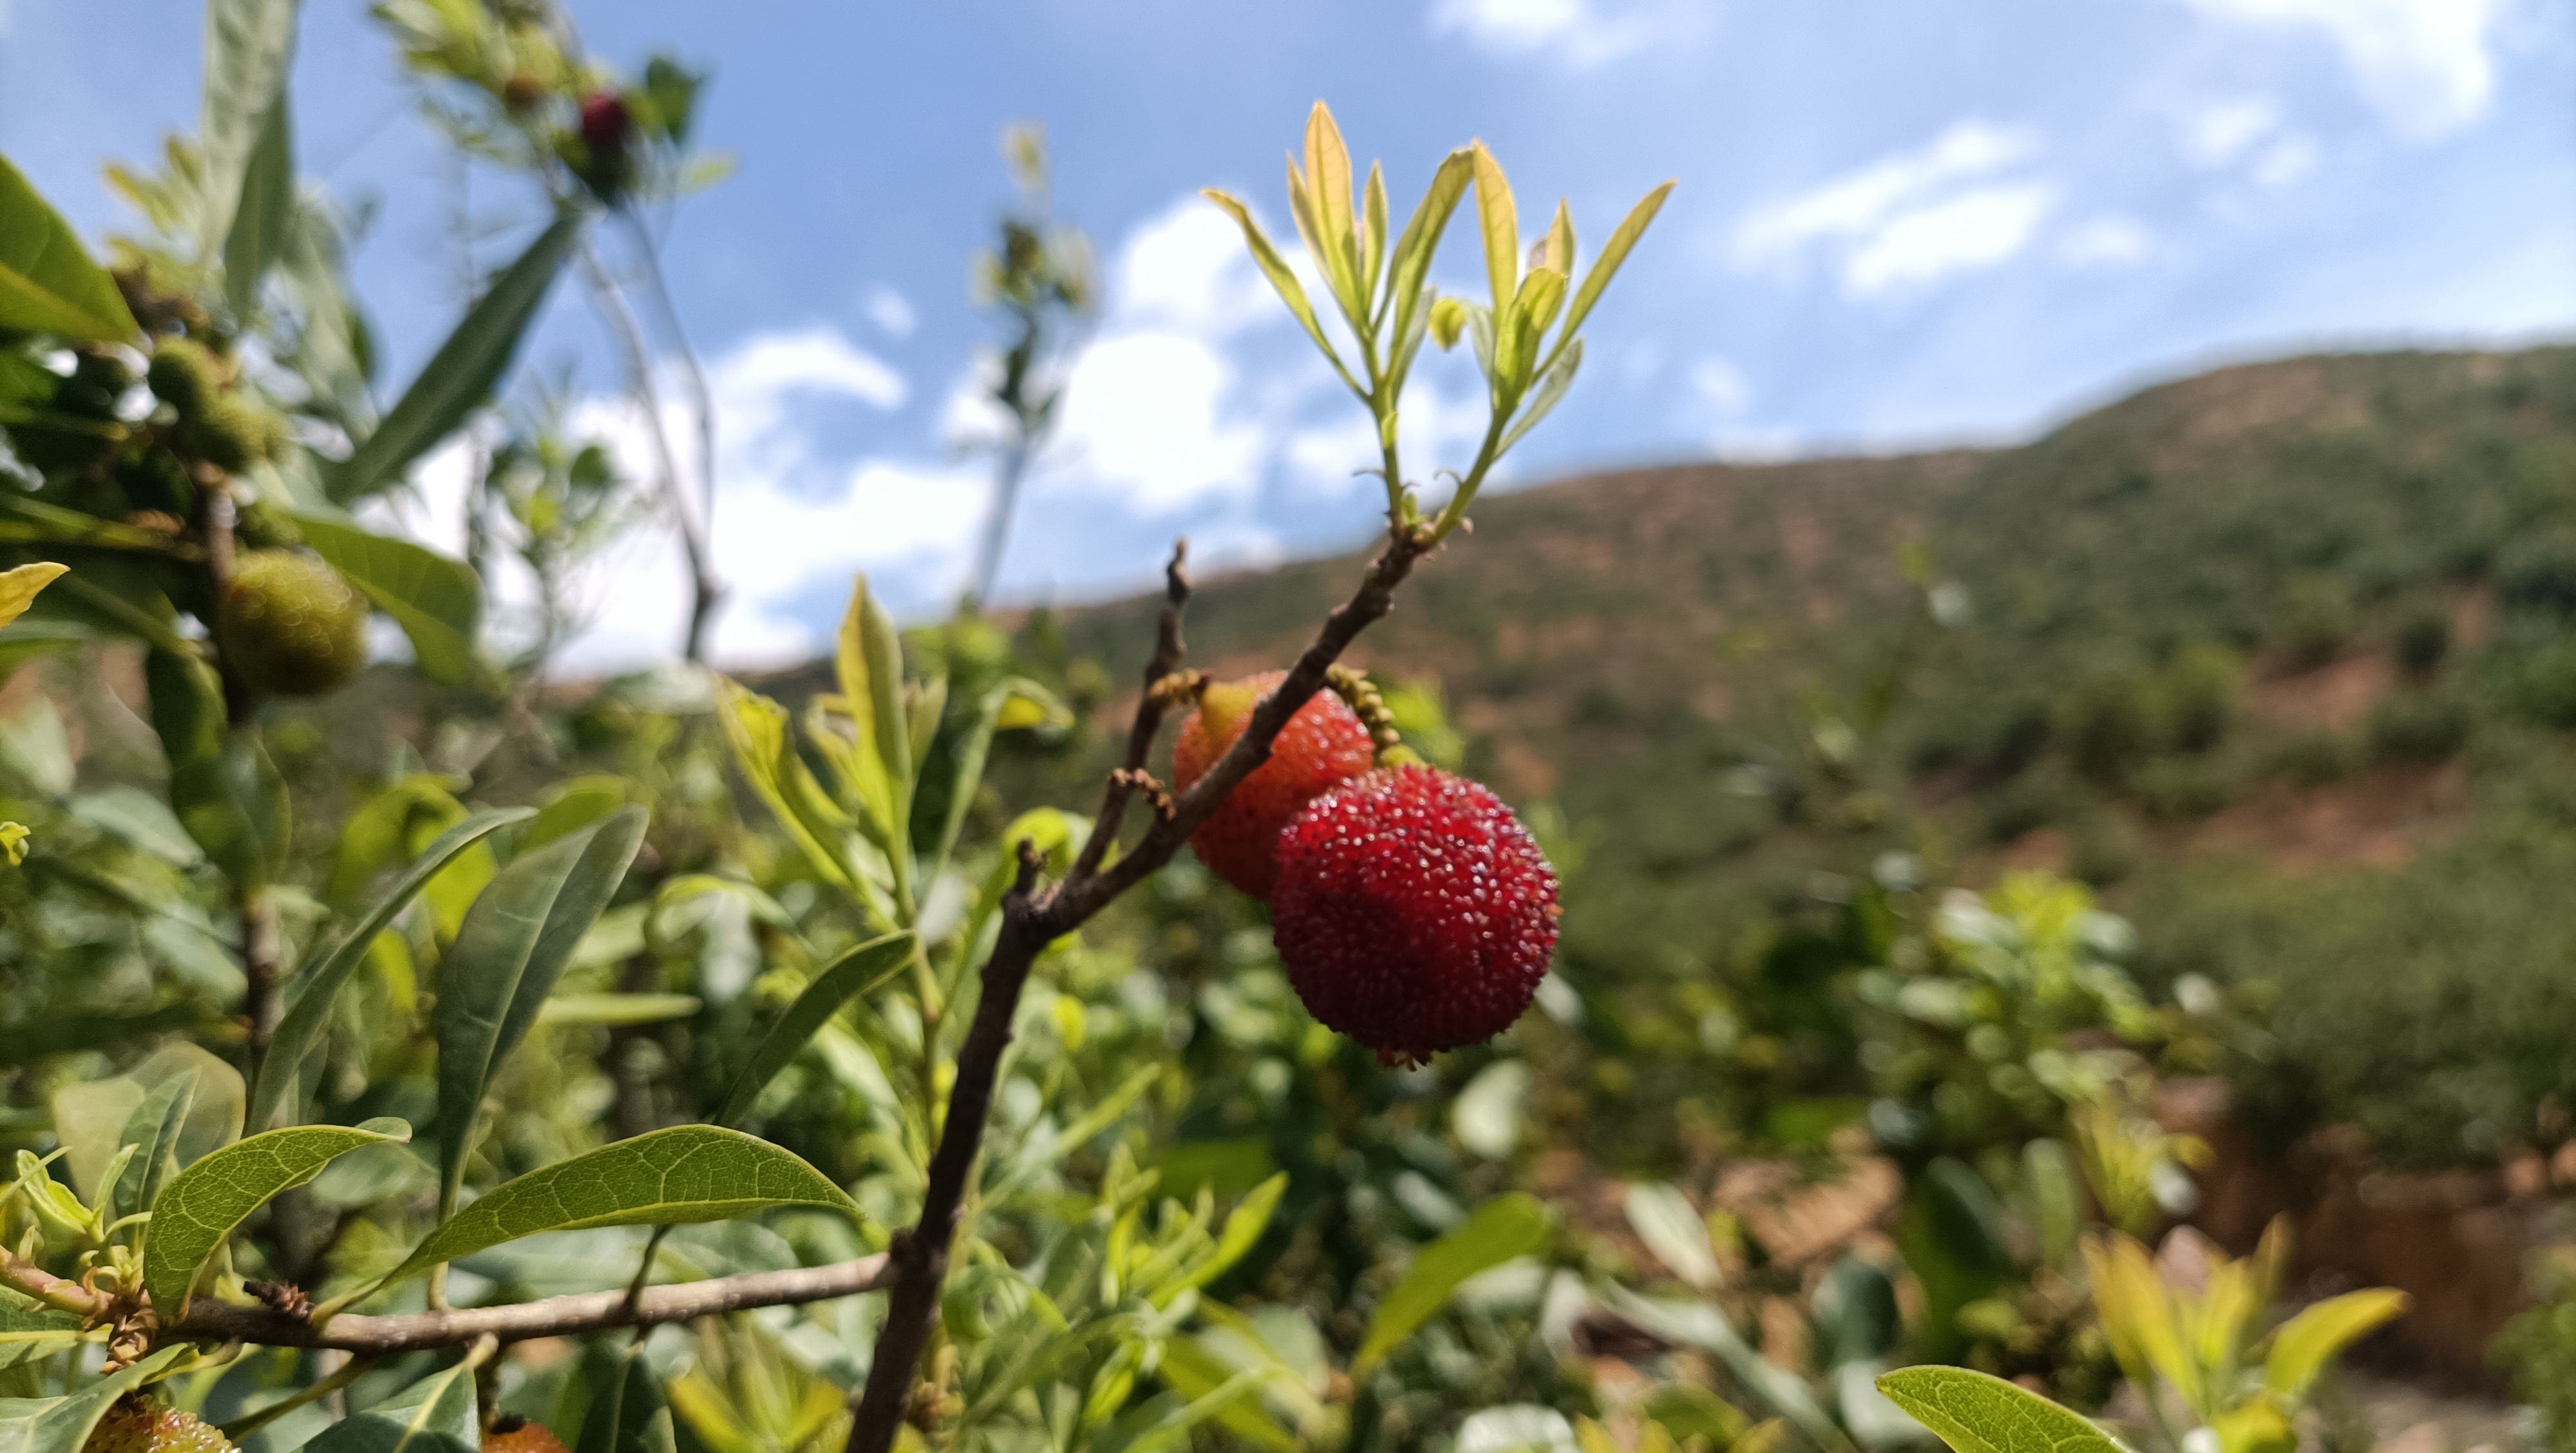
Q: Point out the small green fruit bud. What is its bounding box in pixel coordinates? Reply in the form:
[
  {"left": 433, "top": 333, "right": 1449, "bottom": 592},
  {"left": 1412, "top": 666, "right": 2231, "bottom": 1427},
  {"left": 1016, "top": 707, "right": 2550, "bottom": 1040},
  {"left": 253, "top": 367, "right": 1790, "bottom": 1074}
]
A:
[
  {"left": 187, "top": 395, "right": 267, "bottom": 474},
  {"left": 218, "top": 550, "right": 369, "bottom": 698},
  {"left": 233, "top": 499, "right": 303, "bottom": 550},
  {"left": 1429, "top": 295, "right": 1468, "bottom": 352},
  {"left": 146, "top": 339, "right": 223, "bottom": 415}
]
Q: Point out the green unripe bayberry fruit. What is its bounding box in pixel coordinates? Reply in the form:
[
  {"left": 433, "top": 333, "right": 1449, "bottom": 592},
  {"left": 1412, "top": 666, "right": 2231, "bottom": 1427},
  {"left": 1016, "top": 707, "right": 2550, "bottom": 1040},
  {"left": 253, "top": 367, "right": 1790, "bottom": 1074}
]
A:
[
  {"left": 146, "top": 339, "right": 223, "bottom": 415},
  {"left": 187, "top": 395, "right": 269, "bottom": 474},
  {"left": 233, "top": 498, "right": 303, "bottom": 550},
  {"left": 82, "top": 1400, "right": 236, "bottom": 1453},
  {"left": 219, "top": 550, "right": 368, "bottom": 698}
]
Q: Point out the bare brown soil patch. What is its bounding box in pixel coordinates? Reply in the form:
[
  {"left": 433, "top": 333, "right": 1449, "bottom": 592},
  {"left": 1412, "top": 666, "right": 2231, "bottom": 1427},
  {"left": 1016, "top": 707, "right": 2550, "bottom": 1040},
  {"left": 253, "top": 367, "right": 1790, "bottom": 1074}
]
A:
[
  {"left": 2187, "top": 762, "right": 2466, "bottom": 873},
  {"left": 2250, "top": 652, "right": 2394, "bottom": 733}
]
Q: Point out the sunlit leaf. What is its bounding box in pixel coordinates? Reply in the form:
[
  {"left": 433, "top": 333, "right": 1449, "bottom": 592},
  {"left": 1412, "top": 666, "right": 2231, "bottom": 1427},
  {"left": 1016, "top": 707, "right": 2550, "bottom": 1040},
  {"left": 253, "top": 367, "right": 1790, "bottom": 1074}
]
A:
[
  {"left": 1873, "top": 1367, "right": 2128, "bottom": 1453},
  {"left": 384, "top": 1126, "right": 855, "bottom": 1286},
  {"left": 0, "top": 565, "right": 66, "bottom": 634},
  {"left": 1202, "top": 189, "right": 1358, "bottom": 392},
  {"left": 714, "top": 931, "right": 913, "bottom": 1126},
  {"left": 1355, "top": 1192, "right": 1549, "bottom": 1374},
  {"left": 293, "top": 511, "right": 484, "bottom": 687},
  {"left": 1470, "top": 143, "right": 1519, "bottom": 314},
  {"left": 143, "top": 1118, "right": 410, "bottom": 1313},
  {"left": 0, "top": 155, "right": 138, "bottom": 341},
  {"left": 1557, "top": 180, "right": 1674, "bottom": 350},
  {"left": 2263, "top": 1289, "right": 2407, "bottom": 1399},
  {"left": 1624, "top": 1181, "right": 1719, "bottom": 1291}
]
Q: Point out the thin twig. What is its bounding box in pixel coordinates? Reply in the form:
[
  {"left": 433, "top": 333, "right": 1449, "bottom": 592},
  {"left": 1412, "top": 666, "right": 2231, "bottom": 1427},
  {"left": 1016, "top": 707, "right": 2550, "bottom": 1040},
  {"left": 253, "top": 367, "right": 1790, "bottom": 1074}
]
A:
[
  {"left": 844, "top": 524, "right": 1434, "bottom": 1453},
  {"left": 167, "top": 1254, "right": 896, "bottom": 1353}
]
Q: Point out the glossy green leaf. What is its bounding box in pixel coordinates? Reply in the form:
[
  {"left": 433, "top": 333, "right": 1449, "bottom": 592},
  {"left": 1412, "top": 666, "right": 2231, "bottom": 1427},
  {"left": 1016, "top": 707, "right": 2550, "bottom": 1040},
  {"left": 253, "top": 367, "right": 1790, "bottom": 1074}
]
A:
[
  {"left": 1202, "top": 189, "right": 1355, "bottom": 390},
  {"left": 199, "top": 0, "right": 299, "bottom": 254},
  {"left": 252, "top": 807, "right": 535, "bottom": 1131},
  {"left": 435, "top": 807, "right": 647, "bottom": 1202},
  {"left": 52, "top": 1045, "right": 243, "bottom": 1201},
  {"left": 334, "top": 212, "right": 582, "bottom": 502},
  {"left": 0, "top": 1347, "right": 187, "bottom": 1453},
  {"left": 0, "top": 155, "right": 138, "bottom": 341},
  {"left": 1556, "top": 180, "right": 1674, "bottom": 350},
  {"left": 2263, "top": 1289, "right": 2407, "bottom": 1399},
  {"left": 528, "top": 775, "right": 633, "bottom": 850},
  {"left": 108, "top": 1071, "right": 198, "bottom": 1221},
  {"left": 299, "top": 1358, "right": 480, "bottom": 1453},
  {"left": 1354, "top": 1192, "right": 1549, "bottom": 1374},
  {"left": 143, "top": 1118, "right": 410, "bottom": 1313},
  {"left": 223, "top": 90, "right": 294, "bottom": 315},
  {"left": 534, "top": 994, "right": 701, "bottom": 1027},
  {"left": 1873, "top": 1367, "right": 2128, "bottom": 1453},
  {"left": 714, "top": 931, "right": 913, "bottom": 1126},
  {"left": 292, "top": 511, "right": 484, "bottom": 685},
  {"left": 385, "top": 1126, "right": 854, "bottom": 1286},
  {"left": 0, "top": 1295, "right": 83, "bottom": 1374}
]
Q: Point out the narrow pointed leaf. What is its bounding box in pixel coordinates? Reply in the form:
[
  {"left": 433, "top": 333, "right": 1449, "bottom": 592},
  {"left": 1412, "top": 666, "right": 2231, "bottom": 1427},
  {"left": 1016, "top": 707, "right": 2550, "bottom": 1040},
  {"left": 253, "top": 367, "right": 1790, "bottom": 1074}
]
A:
[
  {"left": 334, "top": 212, "right": 582, "bottom": 502},
  {"left": 1873, "top": 1367, "right": 2128, "bottom": 1453},
  {"left": 714, "top": 931, "right": 914, "bottom": 1126},
  {"left": 0, "top": 564, "right": 66, "bottom": 633},
  {"left": 253, "top": 807, "right": 536, "bottom": 1131},
  {"left": 1545, "top": 200, "right": 1575, "bottom": 277},
  {"left": 1384, "top": 148, "right": 1473, "bottom": 347},
  {"left": 299, "top": 1360, "right": 479, "bottom": 1453},
  {"left": 385, "top": 1126, "right": 855, "bottom": 1286},
  {"left": 200, "top": 0, "right": 300, "bottom": 254},
  {"left": 577, "top": 1343, "right": 677, "bottom": 1453},
  {"left": 109, "top": 1072, "right": 198, "bottom": 1221},
  {"left": 0, "top": 155, "right": 138, "bottom": 341},
  {"left": 1303, "top": 103, "right": 1355, "bottom": 265},
  {"left": 835, "top": 578, "right": 909, "bottom": 840},
  {"left": 1202, "top": 190, "right": 1357, "bottom": 390},
  {"left": 292, "top": 511, "right": 483, "bottom": 687},
  {"left": 1470, "top": 144, "right": 1519, "bottom": 312},
  {"left": 1498, "top": 338, "right": 1580, "bottom": 456},
  {"left": 1354, "top": 1192, "right": 1548, "bottom": 1374},
  {"left": 1361, "top": 163, "right": 1389, "bottom": 303},
  {"left": 2263, "top": 1289, "right": 2407, "bottom": 1398},
  {"left": 223, "top": 90, "right": 294, "bottom": 316},
  {"left": 714, "top": 681, "right": 855, "bottom": 891},
  {"left": 1557, "top": 180, "right": 1674, "bottom": 347},
  {"left": 144, "top": 1119, "right": 410, "bottom": 1312},
  {"left": 435, "top": 807, "right": 647, "bottom": 1202},
  {"left": 914, "top": 676, "right": 1065, "bottom": 878}
]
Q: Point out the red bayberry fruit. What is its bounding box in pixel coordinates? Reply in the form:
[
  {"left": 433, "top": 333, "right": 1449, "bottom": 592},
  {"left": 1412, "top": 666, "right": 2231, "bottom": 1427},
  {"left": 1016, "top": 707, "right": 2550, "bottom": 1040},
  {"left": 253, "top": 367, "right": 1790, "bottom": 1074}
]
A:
[
  {"left": 579, "top": 91, "right": 632, "bottom": 157},
  {"left": 484, "top": 1418, "right": 571, "bottom": 1453},
  {"left": 1271, "top": 764, "right": 1560, "bottom": 1063},
  {"left": 1172, "top": 670, "right": 1376, "bottom": 898}
]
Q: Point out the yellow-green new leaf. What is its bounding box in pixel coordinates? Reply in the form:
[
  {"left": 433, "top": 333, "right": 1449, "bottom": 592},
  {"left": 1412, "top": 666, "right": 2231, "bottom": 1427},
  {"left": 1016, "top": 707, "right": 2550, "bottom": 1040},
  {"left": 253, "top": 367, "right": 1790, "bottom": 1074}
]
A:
[
  {"left": 2263, "top": 1289, "right": 2407, "bottom": 1400},
  {"left": 1557, "top": 180, "right": 1674, "bottom": 349},
  {"left": 835, "top": 576, "right": 909, "bottom": 839},
  {"left": 144, "top": 1119, "right": 410, "bottom": 1313},
  {"left": 1545, "top": 200, "right": 1576, "bottom": 277},
  {"left": 0, "top": 564, "right": 66, "bottom": 633},
  {"left": 1355, "top": 1192, "right": 1549, "bottom": 1374},
  {"left": 1303, "top": 103, "right": 1356, "bottom": 286},
  {"left": 1384, "top": 148, "right": 1475, "bottom": 350},
  {"left": 0, "top": 155, "right": 138, "bottom": 341},
  {"left": 1202, "top": 189, "right": 1356, "bottom": 390},
  {"left": 1874, "top": 1367, "right": 2130, "bottom": 1453},
  {"left": 715, "top": 681, "right": 855, "bottom": 891},
  {"left": 714, "top": 931, "right": 914, "bottom": 1126},
  {"left": 1361, "top": 162, "right": 1390, "bottom": 303},
  {"left": 383, "top": 1126, "right": 855, "bottom": 1286},
  {"left": 1470, "top": 143, "right": 1519, "bottom": 313}
]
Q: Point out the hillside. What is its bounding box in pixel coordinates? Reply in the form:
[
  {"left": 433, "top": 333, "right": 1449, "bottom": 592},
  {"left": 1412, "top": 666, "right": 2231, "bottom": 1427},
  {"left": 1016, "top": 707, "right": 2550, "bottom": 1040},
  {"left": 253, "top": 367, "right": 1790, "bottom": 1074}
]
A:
[{"left": 1057, "top": 345, "right": 2576, "bottom": 1168}]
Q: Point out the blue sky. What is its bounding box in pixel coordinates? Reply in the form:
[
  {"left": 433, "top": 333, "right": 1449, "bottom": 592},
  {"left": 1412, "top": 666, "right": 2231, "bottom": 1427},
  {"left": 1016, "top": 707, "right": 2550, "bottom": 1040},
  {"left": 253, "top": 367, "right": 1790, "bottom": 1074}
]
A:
[{"left": 4, "top": 0, "right": 2571, "bottom": 667}]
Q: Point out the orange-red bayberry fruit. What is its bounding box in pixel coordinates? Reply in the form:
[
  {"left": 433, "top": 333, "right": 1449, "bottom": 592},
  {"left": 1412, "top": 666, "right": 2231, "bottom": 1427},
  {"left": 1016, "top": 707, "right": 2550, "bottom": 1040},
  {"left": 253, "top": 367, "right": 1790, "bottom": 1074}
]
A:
[
  {"left": 484, "top": 1417, "right": 571, "bottom": 1453},
  {"left": 1172, "top": 670, "right": 1376, "bottom": 899},
  {"left": 579, "top": 91, "right": 632, "bottom": 157},
  {"left": 1271, "top": 764, "right": 1561, "bottom": 1063}
]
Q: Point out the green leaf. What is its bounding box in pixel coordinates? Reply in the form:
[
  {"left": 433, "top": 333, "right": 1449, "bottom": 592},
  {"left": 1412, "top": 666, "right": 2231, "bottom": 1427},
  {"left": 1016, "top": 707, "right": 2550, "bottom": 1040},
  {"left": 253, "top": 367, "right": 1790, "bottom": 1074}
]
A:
[
  {"left": 300, "top": 1359, "right": 480, "bottom": 1453},
  {"left": 252, "top": 807, "right": 535, "bottom": 1132},
  {"left": 835, "top": 576, "right": 910, "bottom": 846},
  {"left": 534, "top": 994, "right": 700, "bottom": 1027},
  {"left": 143, "top": 1118, "right": 410, "bottom": 1313},
  {"left": 576, "top": 1343, "right": 677, "bottom": 1453},
  {"left": 108, "top": 1071, "right": 199, "bottom": 1221},
  {"left": 292, "top": 511, "right": 484, "bottom": 686},
  {"left": 1174, "top": 1172, "right": 1287, "bottom": 1297},
  {"left": 0, "top": 1295, "right": 83, "bottom": 1374},
  {"left": 1201, "top": 189, "right": 1358, "bottom": 392},
  {"left": 334, "top": 212, "right": 582, "bottom": 503},
  {"left": 384, "top": 1126, "right": 855, "bottom": 1287},
  {"left": 913, "top": 676, "right": 1064, "bottom": 880},
  {"left": 435, "top": 806, "right": 647, "bottom": 1203},
  {"left": 2262, "top": 1289, "right": 2407, "bottom": 1400},
  {"left": 199, "top": 0, "right": 300, "bottom": 256},
  {"left": 223, "top": 90, "right": 294, "bottom": 316},
  {"left": 1354, "top": 1192, "right": 1549, "bottom": 1374},
  {"left": 0, "top": 565, "right": 65, "bottom": 634},
  {"left": 1451, "top": 1059, "right": 1528, "bottom": 1160},
  {"left": 0, "top": 155, "right": 138, "bottom": 341},
  {"left": 1556, "top": 180, "right": 1674, "bottom": 350},
  {"left": 1873, "top": 1367, "right": 2129, "bottom": 1453},
  {"left": 0, "top": 1347, "right": 187, "bottom": 1453},
  {"left": 2022, "top": 1139, "right": 2081, "bottom": 1270},
  {"left": 1383, "top": 148, "right": 1475, "bottom": 360},
  {"left": 714, "top": 931, "right": 914, "bottom": 1126},
  {"left": 1468, "top": 144, "right": 1519, "bottom": 313},
  {"left": 1497, "top": 337, "right": 1580, "bottom": 456},
  {"left": 171, "top": 730, "right": 290, "bottom": 889},
  {"left": 1624, "top": 1181, "right": 1718, "bottom": 1291},
  {"left": 527, "top": 775, "right": 632, "bottom": 851},
  {"left": 712, "top": 680, "right": 854, "bottom": 892}
]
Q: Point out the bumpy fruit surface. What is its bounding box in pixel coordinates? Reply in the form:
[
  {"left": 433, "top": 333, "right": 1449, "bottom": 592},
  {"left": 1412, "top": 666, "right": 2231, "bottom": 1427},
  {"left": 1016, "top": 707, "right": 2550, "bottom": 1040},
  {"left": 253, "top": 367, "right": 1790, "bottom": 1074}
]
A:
[
  {"left": 1172, "top": 670, "right": 1376, "bottom": 899},
  {"left": 146, "top": 339, "right": 222, "bottom": 415},
  {"left": 484, "top": 1418, "right": 571, "bottom": 1453},
  {"left": 219, "top": 550, "right": 368, "bottom": 697},
  {"left": 84, "top": 1400, "right": 235, "bottom": 1453},
  {"left": 1271, "top": 765, "right": 1560, "bottom": 1063},
  {"left": 187, "top": 395, "right": 270, "bottom": 473}
]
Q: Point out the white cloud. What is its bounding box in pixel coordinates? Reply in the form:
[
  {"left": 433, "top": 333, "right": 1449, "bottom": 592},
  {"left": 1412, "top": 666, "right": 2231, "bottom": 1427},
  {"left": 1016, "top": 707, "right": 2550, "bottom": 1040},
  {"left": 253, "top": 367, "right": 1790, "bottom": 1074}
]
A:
[
  {"left": 1734, "top": 122, "right": 2054, "bottom": 298},
  {"left": 2249, "top": 134, "right": 2320, "bottom": 187},
  {"left": 2059, "top": 215, "right": 2154, "bottom": 268},
  {"left": 863, "top": 287, "right": 916, "bottom": 339},
  {"left": 2182, "top": 97, "right": 2284, "bottom": 167},
  {"left": 1050, "top": 332, "right": 1266, "bottom": 511},
  {"left": 1689, "top": 357, "right": 1751, "bottom": 416},
  {"left": 1427, "top": 0, "right": 1658, "bottom": 68},
  {"left": 2174, "top": 0, "right": 2508, "bottom": 140}
]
